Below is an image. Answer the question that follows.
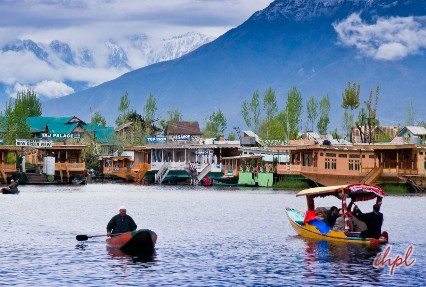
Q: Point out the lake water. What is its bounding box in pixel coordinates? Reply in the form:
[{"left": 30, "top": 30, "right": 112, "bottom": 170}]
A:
[{"left": 0, "top": 184, "right": 424, "bottom": 286}]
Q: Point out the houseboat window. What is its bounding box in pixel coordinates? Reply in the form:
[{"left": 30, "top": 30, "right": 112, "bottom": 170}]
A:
[
  {"left": 362, "top": 155, "right": 365, "bottom": 158},
  {"left": 338, "top": 154, "right": 347, "bottom": 158},
  {"left": 325, "top": 159, "right": 330, "bottom": 169},
  {"left": 349, "top": 160, "right": 360, "bottom": 171},
  {"left": 349, "top": 154, "right": 360, "bottom": 158},
  {"left": 331, "top": 159, "right": 336, "bottom": 169},
  {"left": 419, "top": 152, "right": 423, "bottom": 155},
  {"left": 325, "top": 159, "right": 336, "bottom": 169},
  {"left": 320, "top": 153, "right": 323, "bottom": 156},
  {"left": 369, "top": 155, "right": 375, "bottom": 158},
  {"left": 325, "top": 153, "right": 336, "bottom": 157}
]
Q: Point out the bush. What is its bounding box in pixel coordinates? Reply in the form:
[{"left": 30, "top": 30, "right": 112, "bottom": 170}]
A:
[{"left": 273, "top": 180, "right": 309, "bottom": 189}]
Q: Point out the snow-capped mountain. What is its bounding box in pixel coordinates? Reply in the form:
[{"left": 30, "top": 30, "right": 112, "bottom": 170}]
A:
[
  {"left": 40, "top": 0, "right": 426, "bottom": 128},
  {"left": 0, "top": 31, "right": 215, "bottom": 99}
]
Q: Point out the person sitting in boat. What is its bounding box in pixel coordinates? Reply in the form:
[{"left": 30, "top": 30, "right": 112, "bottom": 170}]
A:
[
  {"left": 324, "top": 206, "right": 339, "bottom": 227},
  {"left": 353, "top": 204, "right": 383, "bottom": 239},
  {"left": 106, "top": 206, "right": 137, "bottom": 237},
  {"left": 333, "top": 209, "right": 353, "bottom": 232},
  {"left": 9, "top": 179, "right": 18, "bottom": 189},
  {"left": 347, "top": 201, "right": 367, "bottom": 232}
]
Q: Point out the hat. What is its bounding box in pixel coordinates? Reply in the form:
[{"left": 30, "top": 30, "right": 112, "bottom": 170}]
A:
[
  {"left": 119, "top": 206, "right": 126, "bottom": 210},
  {"left": 11, "top": 179, "right": 14, "bottom": 182}
]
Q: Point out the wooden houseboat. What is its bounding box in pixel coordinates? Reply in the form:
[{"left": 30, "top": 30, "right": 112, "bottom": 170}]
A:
[
  {"left": 101, "top": 146, "right": 151, "bottom": 183},
  {"left": 23, "top": 142, "right": 87, "bottom": 183},
  {"left": 0, "top": 145, "right": 22, "bottom": 184},
  {"left": 270, "top": 139, "right": 426, "bottom": 189}
]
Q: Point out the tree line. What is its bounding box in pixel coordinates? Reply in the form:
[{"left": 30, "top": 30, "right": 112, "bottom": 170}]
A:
[{"left": 1, "top": 83, "right": 425, "bottom": 148}]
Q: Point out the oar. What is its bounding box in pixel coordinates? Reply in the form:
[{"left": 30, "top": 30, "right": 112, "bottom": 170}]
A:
[{"left": 76, "top": 232, "right": 125, "bottom": 241}]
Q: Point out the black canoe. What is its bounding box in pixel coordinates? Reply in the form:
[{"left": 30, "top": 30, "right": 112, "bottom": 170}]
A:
[{"left": 2, "top": 187, "right": 20, "bottom": 194}]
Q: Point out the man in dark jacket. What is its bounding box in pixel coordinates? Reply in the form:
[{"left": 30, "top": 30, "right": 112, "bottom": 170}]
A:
[
  {"left": 353, "top": 204, "right": 383, "bottom": 239},
  {"left": 107, "top": 206, "right": 137, "bottom": 236},
  {"left": 324, "top": 206, "right": 339, "bottom": 227}
]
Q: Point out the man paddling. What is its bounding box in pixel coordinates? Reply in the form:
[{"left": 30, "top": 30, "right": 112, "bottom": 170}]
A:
[{"left": 106, "top": 206, "right": 137, "bottom": 237}]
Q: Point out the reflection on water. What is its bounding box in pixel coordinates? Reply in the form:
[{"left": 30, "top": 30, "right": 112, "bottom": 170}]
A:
[
  {"left": 302, "top": 238, "right": 384, "bottom": 282},
  {"left": 106, "top": 246, "right": 157, "bottom": 265},
  {"left": 0, "top": 184, "right": 425, "bottom": 286}
]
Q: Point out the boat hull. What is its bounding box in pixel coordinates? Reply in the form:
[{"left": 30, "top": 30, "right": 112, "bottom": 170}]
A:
[
  {"left": 285, "top": 207, "right": 388, "bottom": 245},
  {"left": 106, "top": 229, "right": 157, "bottom": 255},
  {"left": 1, "top": 187, "right": 19, "bottom": 194}
]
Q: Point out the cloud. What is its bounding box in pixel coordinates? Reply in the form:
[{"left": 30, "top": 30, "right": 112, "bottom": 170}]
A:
[
  {"left": 0, "top": 0, "right": 271, "bottom": 100},
  {"left": 333, "top": 13, "right": 426, "bottom": 60},
  {"left": 9, "top": 81, "right": 75, "bottom": 99},
  {"left": 32, "top": 80, "right": 75, "bottom": 99}
]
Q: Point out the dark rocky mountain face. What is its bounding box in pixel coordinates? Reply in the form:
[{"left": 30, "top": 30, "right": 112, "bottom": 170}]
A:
[{"left": 41, "top": 0, "right": 426, "bottom": 130}]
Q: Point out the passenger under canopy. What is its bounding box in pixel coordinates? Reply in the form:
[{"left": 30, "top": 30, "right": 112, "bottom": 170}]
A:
[{"left": 297, "top": 184, "right": 385, "bottom": 210}]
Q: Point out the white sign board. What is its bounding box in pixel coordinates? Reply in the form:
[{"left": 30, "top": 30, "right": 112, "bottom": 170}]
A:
[{"left": 16, "top": 139, "right": 52, "bottom": 147}]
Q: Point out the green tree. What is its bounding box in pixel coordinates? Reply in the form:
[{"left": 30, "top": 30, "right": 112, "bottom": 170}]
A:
[
  {"left": 317, "top": 95, "right": 330, "bottom": 135},
  {"left": 166, "top": 109, "right": 183, "bottom": 122},
  {"left": 241, "top": 90, "right": 261, "bottom": 133},
  {"left": 285, "top": 86, "right": 303, "bottom": 140},
  {"left": 142, "top": 94, "right": 158, "bottom": 136},
  {"left": 1, "top": 89, "right": 41, "bottom": 144},
  {"left": 342, "top": 110, "right": 352, "bottom": 140},
  {"left": 341, "top": 81, "right": 360, "bottom": 142},
  {"left": 159, "top": 108, "right": 183, "bottom": 133},
  {"left": 203, "top": 109, "right": 227, "bottom": 138},
  {"left": 91, "top": 111, "right": 106, "bottom": 127},
  {"left": 355, "top": 86, "right": 380, "bottom": 143},
  {"left": 269, "top": 112, "right": 286, "bottom": 141},
  {"left": 306, "top": 96, "right": 318, "bottom": 132},
  {"left": 115, "top": 91, "right": 131, "bottom": 126},
  {"left": 263, "top": 87, "right": 278, "bottom": 139},
  {"left": 227, "top": 131, "right": 236, "bottom": 141}
]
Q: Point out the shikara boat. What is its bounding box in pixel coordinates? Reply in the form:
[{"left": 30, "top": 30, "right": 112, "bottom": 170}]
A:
[
  {"left": 286, "top": 184, "right": 388, "bottom": 245},
  {"left": 106, "top": 229, "right": 157, "bottom": 255},
  {"left": 1, "top": 187, "right": 20, "bottom": 194}
]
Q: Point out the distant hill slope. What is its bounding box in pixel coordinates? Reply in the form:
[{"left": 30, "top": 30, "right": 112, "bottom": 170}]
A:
[{"left": 41, "top": 0, "right": 426, "bottom": 130}]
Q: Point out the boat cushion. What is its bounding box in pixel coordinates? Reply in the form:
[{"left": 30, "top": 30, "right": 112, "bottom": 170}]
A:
[{"left": 308, "top": 219, "right": 332, "bottom": 234}]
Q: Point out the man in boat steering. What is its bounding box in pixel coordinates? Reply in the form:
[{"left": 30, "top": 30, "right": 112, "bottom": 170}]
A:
[
  {"left": 353, "top": 204, "right": 383, "bottom": 239},
  {"left": 106, "top": 206, "right": 137, "bottom": 237}
]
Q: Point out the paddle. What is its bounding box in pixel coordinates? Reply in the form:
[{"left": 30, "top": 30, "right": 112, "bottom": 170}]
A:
[{"left": 76, "top": 232, "right": 125, "bottom": 241}]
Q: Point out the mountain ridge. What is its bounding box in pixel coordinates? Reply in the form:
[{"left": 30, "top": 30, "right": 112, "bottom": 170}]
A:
[{"left": 40, "top": 0, "right": 426, "bottom": 129}]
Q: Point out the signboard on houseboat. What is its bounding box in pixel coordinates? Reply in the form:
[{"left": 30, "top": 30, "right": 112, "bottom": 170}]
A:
[
  {"left": 172, "top": 134, "right": 192, "bottom": 141},
  {"left": 146, "top": 136, "right": 168, "bottom": 143},
  {"left": 41, "top": 133, "right": 81, "bottom": 139},
  {"left": 16, "top": 139, "right": 52, "bottom": 147}
]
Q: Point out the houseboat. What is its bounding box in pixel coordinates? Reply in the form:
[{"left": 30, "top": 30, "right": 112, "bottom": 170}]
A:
[
  {"left": 23, "top": 142, "right": 87, "bottom": 184},
  {"left": 270, "top": 138, "right": 426, "bottom": 189},
  {"left": 0, "top": 145, "right": 22, "bottom": 184}
]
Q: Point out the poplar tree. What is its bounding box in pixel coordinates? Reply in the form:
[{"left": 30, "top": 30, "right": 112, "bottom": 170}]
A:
[
  {"left": 263, "top": 87, "right": 278, "bottom": 139},
  {"left": 285, "top": 86, "right": 303, "bottom": 140},
  {"left": 306, "top": 96, "right": 318, "bottom": 132},
  {"left": 241, "top": 90, "right": 261, "bottom": 133},
  {"left": 203, "top": 109, "right": 227, "bottom": 138},
  {"left": 317, "top": 95, "right": 330, "bottom": 135},
  {"left": 115, "top": 91, "right": 131, "bottom": 126},
  {"left": 341, "top": 81, "right": 360, "bottom": 142},
  {"left": 0, "top": 89, "right": 41, "bottom": 144}
]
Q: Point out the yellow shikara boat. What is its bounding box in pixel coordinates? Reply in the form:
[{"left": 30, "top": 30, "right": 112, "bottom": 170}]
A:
[{"left": 286, "top": 184, "right": 388, "bottom": 245}]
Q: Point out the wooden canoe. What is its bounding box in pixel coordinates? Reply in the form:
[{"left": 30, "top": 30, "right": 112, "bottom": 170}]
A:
[{"left": 106, "top": 229, "right": 157, "bottom": 255}]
